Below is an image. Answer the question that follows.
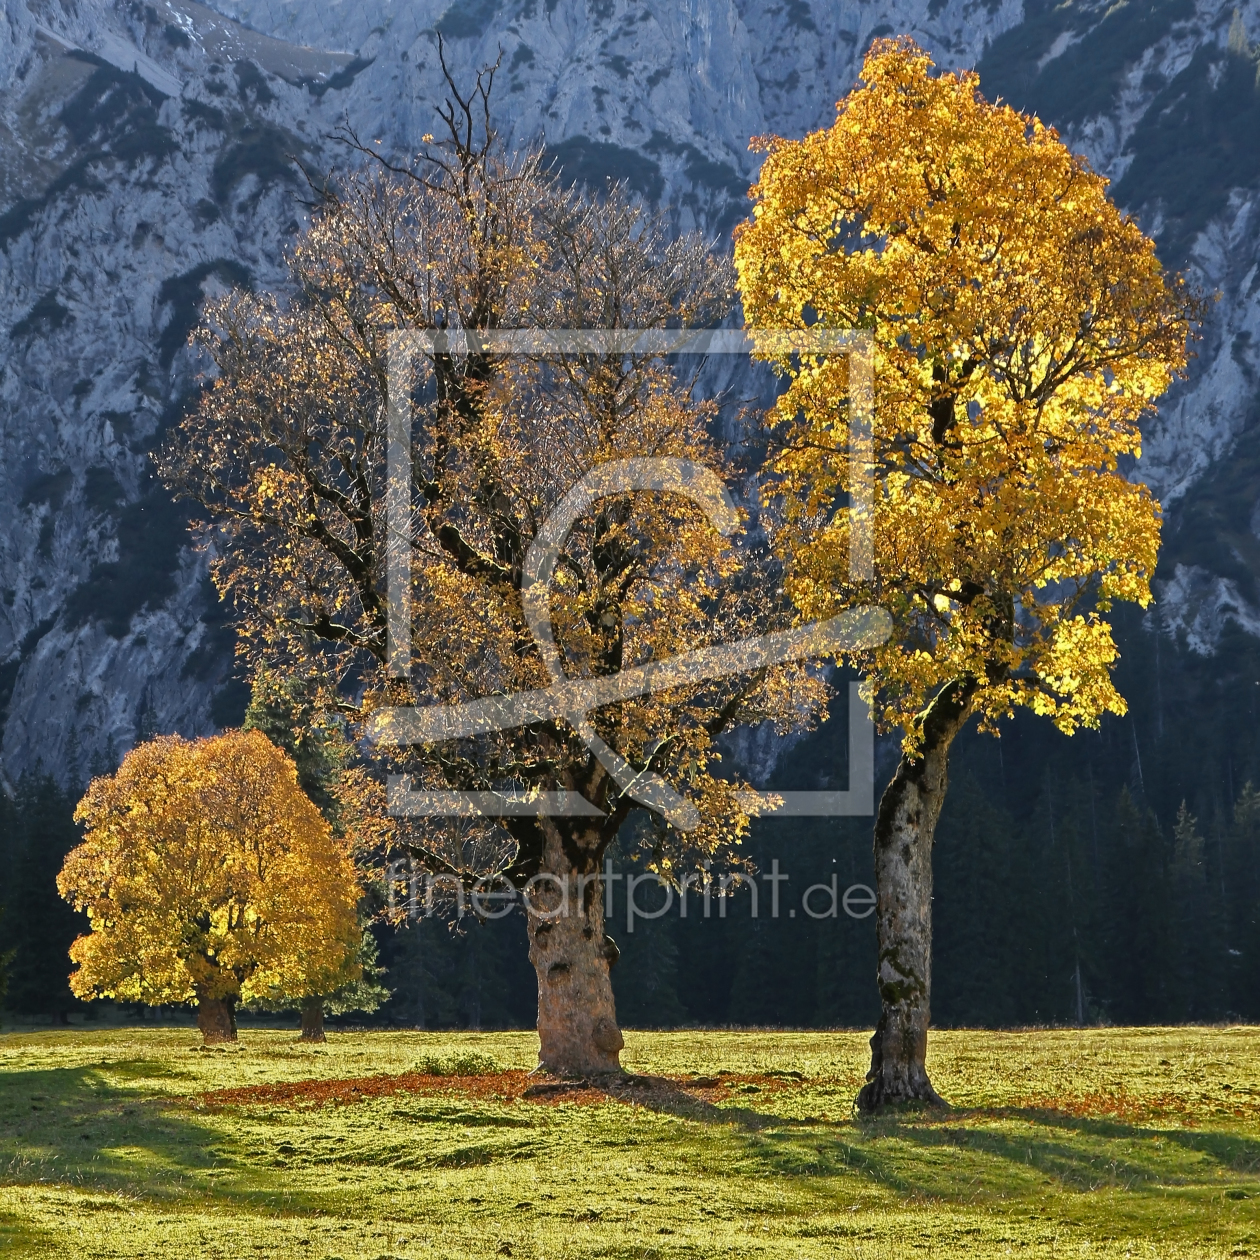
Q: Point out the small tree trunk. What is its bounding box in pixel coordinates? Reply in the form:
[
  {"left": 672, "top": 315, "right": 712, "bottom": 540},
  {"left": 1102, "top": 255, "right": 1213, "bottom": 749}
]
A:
[
  {"left": 528, "top": 822, "right": 623, "bottom": 1077},
  {"left": 196, "top": 994, "right": 238, "bottom": 1045},
  {"left": 856, "top": 677, "right": 975, "bottom": 1113},
  {"left": 300, "top": 997, "right": 327, "bottom": 1042}
]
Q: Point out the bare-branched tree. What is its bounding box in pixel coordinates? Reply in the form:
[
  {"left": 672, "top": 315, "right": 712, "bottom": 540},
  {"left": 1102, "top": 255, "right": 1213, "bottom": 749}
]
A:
[{"left": 161, "top": 53, "right": 833, "bottom": 1075}]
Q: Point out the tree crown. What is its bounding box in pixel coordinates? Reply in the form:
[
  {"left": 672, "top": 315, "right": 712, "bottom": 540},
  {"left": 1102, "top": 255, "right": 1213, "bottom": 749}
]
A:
[
  {"left": 59, "top": 730, "right": 361, "bottom": 1007},
  {"left": 162, "top": 88, "right": 831, "bottom": 888},
  {"left": 735, "top": 37, "right": 1203, "bottom": 749}
]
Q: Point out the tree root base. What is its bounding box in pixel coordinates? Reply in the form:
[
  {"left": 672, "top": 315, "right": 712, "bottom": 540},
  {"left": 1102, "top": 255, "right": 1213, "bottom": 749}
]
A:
[{"left": 855, "top": 1078, "right": 948, "bottom": 1114}]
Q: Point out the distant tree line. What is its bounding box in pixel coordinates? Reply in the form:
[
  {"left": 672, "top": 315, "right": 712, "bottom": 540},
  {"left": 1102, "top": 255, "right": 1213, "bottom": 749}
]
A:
[{"left": 5, "top": 609, "right": 1259, "bottom": 1031}]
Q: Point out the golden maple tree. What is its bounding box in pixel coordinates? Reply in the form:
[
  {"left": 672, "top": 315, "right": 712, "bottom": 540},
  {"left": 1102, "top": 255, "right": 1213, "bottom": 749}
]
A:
[
  {"left": 159, "top": 63, "right": 835, "bottom": 1075},
  {"left": 735, "top": 37, "right": 1202, "bottom": 1108},
  {"left": 58, "top": 729, "right": 362, "bottom": 1044}
]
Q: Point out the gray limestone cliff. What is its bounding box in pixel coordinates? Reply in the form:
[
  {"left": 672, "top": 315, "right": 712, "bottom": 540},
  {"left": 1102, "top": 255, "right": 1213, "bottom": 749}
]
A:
[{"left": 1, "top": 0, "right": 1258, "bottom": 784}]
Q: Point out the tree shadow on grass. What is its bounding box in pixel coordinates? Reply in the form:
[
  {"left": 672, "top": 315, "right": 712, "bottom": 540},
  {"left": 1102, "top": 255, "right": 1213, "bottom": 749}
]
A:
[
  {"left": 600, "top": 1078, "right": 1260, "bottom": 1205},
  {"left": 0, "top": 1204, "right": 53, "bottom": 1253},
  {"left": 735, "top": 1104, "right": 1260, "bottom": 1203},
  {"left": 998, "top": 1106, "right": 1260, "bottom": 1173},
  {"left": 535, "top": 1074, "right": 820, "bottom": 1132},
  {"left": 0, "top": 1061, "right": 340, "bottom": 1215}
]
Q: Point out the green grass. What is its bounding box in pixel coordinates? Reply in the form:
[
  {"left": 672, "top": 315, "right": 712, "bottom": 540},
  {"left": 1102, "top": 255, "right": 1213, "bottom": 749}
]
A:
[{"left": 2, "top": 1026, "right": 1260, "bottom": 1256}]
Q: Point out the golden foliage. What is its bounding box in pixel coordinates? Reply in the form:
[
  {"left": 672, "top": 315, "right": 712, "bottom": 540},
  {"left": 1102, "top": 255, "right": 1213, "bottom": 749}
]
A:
[
  {"left": 161, "top": 126, "right": 827, "bottom": 888},
  {"left": 58, "top": 730, "right": 361, "bottom": 1007},
  {"left": 734, "top": 38, "right": 1203, "bottom": 749}
]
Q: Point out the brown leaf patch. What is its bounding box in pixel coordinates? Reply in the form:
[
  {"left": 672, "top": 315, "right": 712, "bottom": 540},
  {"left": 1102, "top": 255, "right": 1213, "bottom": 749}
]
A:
[
  {"left": 196, "top": 1070, "right": 532, "bottom": 1109},
  {"left": 192, "top": 1070, "right": 796, "bottom": 1111}
]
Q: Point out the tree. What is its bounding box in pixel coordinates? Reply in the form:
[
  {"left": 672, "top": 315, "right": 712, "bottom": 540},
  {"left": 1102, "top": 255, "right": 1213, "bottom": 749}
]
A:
[
  {"left": 243, "top": 669, "right": 347, "bottom": 819},
  {"left": 1227, "top": 784, "right": 1260, "bottom": 1013},
  {"left": 930, "top": 774, "right": 1017, "bottom": 1028},
  {"left": 0, "top": 913, "right": 13, "bottom": 1023},
  {"left": 734, "top": 38, "right": 1201, "bottom": 1108},
  {"left": 381, "top": 912, "right": 529, "bottom": 1030},
  {"left": 161, "top": 58, "right": 832, "bottom": 1075},
  {"left": 1, "top": 775, "right": 85, "bottom": 1022},
  {"left": 1168, "top": 801, "right": 1225, "bottom": 1020},
  {"left": 1099, "top": 789, "right": 1173, "bottom": 1023},
  {"left": 242, "top": 672, "right": 388, "bottom": 1041},
  {"left": 248, "top": 925, "right": 389, "bottom": 1043},
  {"left": 58, "top": 730, "right": 362, "bottom": 1044}
]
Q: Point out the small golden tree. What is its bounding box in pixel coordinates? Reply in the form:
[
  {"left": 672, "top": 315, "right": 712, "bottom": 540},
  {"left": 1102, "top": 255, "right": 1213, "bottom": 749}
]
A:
[
  {"left": 59, "top": 730, "right": 362, "bottom": 1044},
  {"left": 735, "top": 38, "right": 1201, "bottom": 1108}
]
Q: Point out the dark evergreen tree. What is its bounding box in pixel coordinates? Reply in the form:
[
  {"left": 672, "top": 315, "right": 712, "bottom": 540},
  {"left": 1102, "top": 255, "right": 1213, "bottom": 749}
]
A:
[
  {"left": 453, "top": 914, "right": 522, "bottom": 1029},
  {"left": 1098, "top": 790, "right": 1173, "bottom": 1023},
  {"left": 0, "top": 786, "right": 15, "bottom": 910},
  {"left": 242, "top": 670, "right": 344, "bottom": 816},
  {"left": 0, "top": 910, "right": 13, "bottom": 1021},
  {"left": 932, "top": 774, "right": 1019, "bottom": 1027},
  {"left": 379, "top": 911, "right": 533, "bottom": 1029},
  {"left": 1, "top": 775, "right": 85, "bottom": 1020},
  {"left": 1225, "top": 785, "right": 1260, "bottom": 1015},
  {"left": 726, "top": 913, "right": 783, "bottom": 1026},
  {"left": 674, "top": 894, "right": 741, "bottom": 1026},
  {"left": 381, "top": 918, "right": 462, "bottom": 1028},
  {"left": 1169, "top": 802, "right": 1227, "bottom": 1019},
  {"left": 610, "top": 914, "right": 688, "bottom": 1028},
  {"left": 814, "top": 830, "right": 880, "bottom": 1029}
]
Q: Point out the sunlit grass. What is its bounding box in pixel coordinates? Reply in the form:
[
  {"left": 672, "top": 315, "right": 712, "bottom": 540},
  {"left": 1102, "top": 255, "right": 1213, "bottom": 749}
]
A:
[{"left": 2, "top": 1027, "right": 1259, "bottom": 1256}]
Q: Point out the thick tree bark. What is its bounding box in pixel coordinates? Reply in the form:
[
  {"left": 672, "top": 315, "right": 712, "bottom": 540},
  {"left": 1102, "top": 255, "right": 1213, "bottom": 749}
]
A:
[
  {"left": 528, "top": 821, "right": 623, "bottom": 1077},
  {"left": 196, "top": 994, "right": 238, "bottom": 1045},
  {"left": 300, "top": 997, "right": 327, "bottom": 1042},
  {"left": 856, "top": 677, "right": 976, "bottom": 1112}
]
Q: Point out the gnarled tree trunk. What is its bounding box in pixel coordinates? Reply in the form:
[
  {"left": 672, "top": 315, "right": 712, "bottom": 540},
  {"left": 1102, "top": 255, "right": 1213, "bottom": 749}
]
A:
[
  {"left": 527, "top": 821, "right": 623, "bottom": 1077},
  {"left": 300, "top": 997, "right": 327, "bottom": 1042},
  {"left": 196, "top": 993, "right": 238, "bottom": 1045},
  {"left": 856, "top": 677, "right": 976, "bottom": 1112}
]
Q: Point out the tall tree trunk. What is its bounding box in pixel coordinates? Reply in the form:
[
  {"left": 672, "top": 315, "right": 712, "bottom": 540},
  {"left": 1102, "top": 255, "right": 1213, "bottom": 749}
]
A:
[
  {"left": 528, "top": 821, "right": 623, "bottom": 1077},
  {"left": 300, "top": 997, "right": 326, "bottom": 1042},
  {"left": 856, "top": 677, "right": 975, "bottom": 1112},
  {"left": 196, "top": 993, "right": 238, "bottom": 1045}
]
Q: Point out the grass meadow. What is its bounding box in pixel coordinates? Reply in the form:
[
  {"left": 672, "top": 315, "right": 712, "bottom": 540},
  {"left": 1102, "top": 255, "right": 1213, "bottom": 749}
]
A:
[{"left": 1, "top": 1026, "right": 1259, "bottom": 1257}]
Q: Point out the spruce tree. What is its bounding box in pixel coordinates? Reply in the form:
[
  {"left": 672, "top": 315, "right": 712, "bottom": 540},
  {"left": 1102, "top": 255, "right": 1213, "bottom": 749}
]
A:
[
  {"left": 3, "top": 775, "right": 85, "bottom": 1020},
  {"left": 612, "top": 916, "right": 688, "bottom": 1028},
  {"left": 727, "top": 914, "right": 783, "bottom": 1026},
  {"left": 1169, "top": 802, "right": 1226, "bottom": 1019},
  {"left": 0, "top": 789, "right": 15, "bottom": 1015},
  {"left": 1100, "top": 790, "right": 1173, "bottom": 1023},
  {"left": 814, "top": 826, "right": 879, "bottom": 1029},
  {"left": 382, "top": 918, "right": 461, "bottom": 1029},
  {"left": 0, "top": 911, "right": 13, "bottom": 1021},
  {"left": 674, "top": 900, "right": 741, "bottom": 1026},
  {"left": 932, "top": 774, "right": 1018, "bottom": 1027},
  {"left": 1226, "top": 785, "right": 1260, "bottom": 1016}
]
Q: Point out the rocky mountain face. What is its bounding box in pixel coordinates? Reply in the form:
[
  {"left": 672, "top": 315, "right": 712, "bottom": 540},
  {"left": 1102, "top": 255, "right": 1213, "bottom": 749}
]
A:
[{"left": 0, "top": 0, "right": 1257, "bottom": 785}]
